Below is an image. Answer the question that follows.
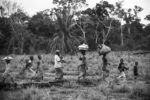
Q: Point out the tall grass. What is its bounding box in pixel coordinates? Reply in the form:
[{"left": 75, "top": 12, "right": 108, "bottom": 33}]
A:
[{"left": 0, "top": 51, "right": 150, "bottom": 100}]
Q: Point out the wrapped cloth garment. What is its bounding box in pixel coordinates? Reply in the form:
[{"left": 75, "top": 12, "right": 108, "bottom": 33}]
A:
[
  {"left": 32, "top": 60, "right": 44, "bottom": 80},
  {"left": 78, "top": 56, "right": 87, "bottom": 79},
  {"left": 55, "top": 67, "right": 63, "bottom": 80},
  {"left": 54, "top": 54, "right": 64, "bottom": 80},
  {"left": 2, "top": 63, "right": 14, "bottom": 83},
  {"left": 78, "top": 43, "right": 89, "bottom": 51}
]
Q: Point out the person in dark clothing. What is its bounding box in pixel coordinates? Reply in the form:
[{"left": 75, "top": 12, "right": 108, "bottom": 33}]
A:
[
  {"left": 133, "top": 62, "right": 138, "bottom": 79},
  {"left": 19, "top": 56, "right": 34, "bottom": 76},
  {"left": 118, "top": 59, "right": 128, "bottom": 80},
  {"left": 118, "top": 59, "right": 128, "bottom": 72}
]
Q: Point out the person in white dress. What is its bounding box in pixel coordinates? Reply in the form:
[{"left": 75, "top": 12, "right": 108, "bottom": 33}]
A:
[{"left": 54, "top": 50, "right": 64, "bottom": 80}]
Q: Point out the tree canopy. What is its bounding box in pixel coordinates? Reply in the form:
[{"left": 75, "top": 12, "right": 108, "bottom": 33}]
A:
[{"left": 0, "top": 0, "right": 150, "bottom": 54}]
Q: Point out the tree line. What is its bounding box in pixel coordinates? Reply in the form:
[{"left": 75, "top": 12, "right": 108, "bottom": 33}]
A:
[{"left": 0, "top": 0, "right": 150, "bottom": 55}]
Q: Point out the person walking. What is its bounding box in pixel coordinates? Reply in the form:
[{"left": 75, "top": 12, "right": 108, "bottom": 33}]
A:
[
  {"left": 78, "top": 42, "right": 88, "bottom": 80},
  {"left": 97, "top": 44, "right": 111, "bottom": 80},
  {"left": 32, "top": 55, "right": 44, "bottom": 81},
  {"left": 133, "top": 61, "right": 138, "bottom": 80},
  {"left": 118, "top": 59, "right": 128, "bottom": 81},
  {"left": 54, "top": 50, "right": 64, "bottom": 80},
  {"left": 1, "top": 56, "right": 15, "bottom": 83},
  {"left": 19, "top": 56, "right": 35, "bottom": 77}
]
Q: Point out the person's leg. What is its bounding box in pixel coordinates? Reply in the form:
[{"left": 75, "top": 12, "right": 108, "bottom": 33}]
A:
[
  {"left": 82, "top": 68, "right": 86, "bottom": 80},
  {"left": 2, "top": 72, "right": 8, "bottom": 83},
  {"left": 78, "top": 65, "right": 82, "bottom": 80},
  {"left": 59, "top": 68, "right": 63, "bottom": 80},
  {"left": 118, "top": 72, "right": 123, "bottom": 78},
  {"left": 55, "top": 68, "right": 59, "bottom": 80}
]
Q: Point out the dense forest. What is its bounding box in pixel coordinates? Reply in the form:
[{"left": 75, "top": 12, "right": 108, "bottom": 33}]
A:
[{"left": 0, "top": 0, "right": 150, "bottom": 54}]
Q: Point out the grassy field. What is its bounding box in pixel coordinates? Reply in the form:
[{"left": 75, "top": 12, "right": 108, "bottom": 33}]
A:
[{"left": 0, "top": 51, "right": 150, "bottom": 100}]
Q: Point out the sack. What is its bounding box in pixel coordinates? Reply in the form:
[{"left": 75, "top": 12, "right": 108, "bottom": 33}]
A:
[
  {"left": 78, "top": 43, "right": 89, "bottom": 50},
  {"left": 98, "top": 44, "right": 111, "bottom": 55}
]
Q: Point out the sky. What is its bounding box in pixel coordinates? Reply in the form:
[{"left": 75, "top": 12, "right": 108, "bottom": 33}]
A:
[{"left": 2, "top": 0, "right": 150, "bottom": 24}]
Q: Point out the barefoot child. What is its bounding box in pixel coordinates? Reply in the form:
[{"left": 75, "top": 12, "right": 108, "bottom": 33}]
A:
[
  {"left": 19, "top": 56, "right": 35, "bottom": 77},
  {"left": 118, "top": 59, "right": 128, "bottom": 81},
  {"left": 133, "top": 61, "right": 138, "bottom": 80}
]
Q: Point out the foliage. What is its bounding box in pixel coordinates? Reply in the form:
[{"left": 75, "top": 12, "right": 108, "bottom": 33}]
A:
[{"left": 0, "top": 0, "right": 150, "bottom": 54}]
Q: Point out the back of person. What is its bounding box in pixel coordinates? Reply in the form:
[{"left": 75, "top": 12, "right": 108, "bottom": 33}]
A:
[
  {"left": 26, "top": 59, "right": 32, "bottom": 68},
  {"left": 54, "top": 54, "right": 62, "bottom": 68},
  {"left": 36, "top": 60, "right": 43, "bottom": 74},
  {"left": 118, "top": 62, "right": 124, "bottom": 72},
  {"left": 134, "top": 62, "right": 138, "bottom": 76}
]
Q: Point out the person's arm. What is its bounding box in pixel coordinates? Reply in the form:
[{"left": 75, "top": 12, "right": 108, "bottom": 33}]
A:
[{"left": 29, "top": 68, "right": 35, "bottom": 74}]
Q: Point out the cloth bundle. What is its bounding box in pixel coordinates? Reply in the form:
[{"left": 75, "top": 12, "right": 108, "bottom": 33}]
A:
[
  {"left": 98, "top": 44, "right": 111, "bottom": 55},
  {"left": 78, "top": 43, "right": 89, "bottom": 51}
]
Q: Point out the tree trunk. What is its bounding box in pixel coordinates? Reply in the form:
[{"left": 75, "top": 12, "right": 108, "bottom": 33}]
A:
[
  {"left": 103, "top": 19, "right": 114, "bottom": 44},
  {"left": 120, "top": 25, "right": 124, "bottom": 46},
  {"left": 95, "top": 22, "right": 99, "bottom": 44},
  {"left": 20, "top": 38, "right": 24, "bottom": 54},
  {"left": 128, "top": 24, "right": 131, "bottom": 35}
]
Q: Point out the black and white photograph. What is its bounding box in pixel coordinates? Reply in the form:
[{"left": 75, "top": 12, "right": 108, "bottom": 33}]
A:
[{"left": 0, "top": 0, "right": 150, "bottom": 100}]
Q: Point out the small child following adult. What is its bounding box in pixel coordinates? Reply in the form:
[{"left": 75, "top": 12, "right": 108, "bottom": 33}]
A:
[
  {"left": 133, "top": 61, "right": 138, "bottom": 80},
  {"left": 118, "top": 59, "right": 129, "bottom": 81},
  {"left": 19, "top": 56, "right": 35, "bottom": 77},
  {"left": 1, "top": 56, "right": 15, "bottom": 83}
]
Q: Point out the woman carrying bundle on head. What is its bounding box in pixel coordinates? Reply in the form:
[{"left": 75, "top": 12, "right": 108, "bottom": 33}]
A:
[
  {"left": 97, "top": 44, "right": 111, "bottom": 80},
  {"left": 78, "top": 42, "right": 89, "bottom": 80},
  {"left": 1, "top": 56, "right": 15, "bottom": 83}
]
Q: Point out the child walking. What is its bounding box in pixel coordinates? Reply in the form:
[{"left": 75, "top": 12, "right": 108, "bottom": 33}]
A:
[
  {"left": 19, "top": 56, "right": 35, "bottom": 77},
  {"left": 118, "top": 59, "right": 128, "bottom": 81},
  {"left": 133, "top": 61, "right": 138, "bottom": 80}
]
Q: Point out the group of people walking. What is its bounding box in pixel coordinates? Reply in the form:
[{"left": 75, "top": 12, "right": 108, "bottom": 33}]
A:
[{"left": 0, "top": 42, "right": 139, "bottom": 84}]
